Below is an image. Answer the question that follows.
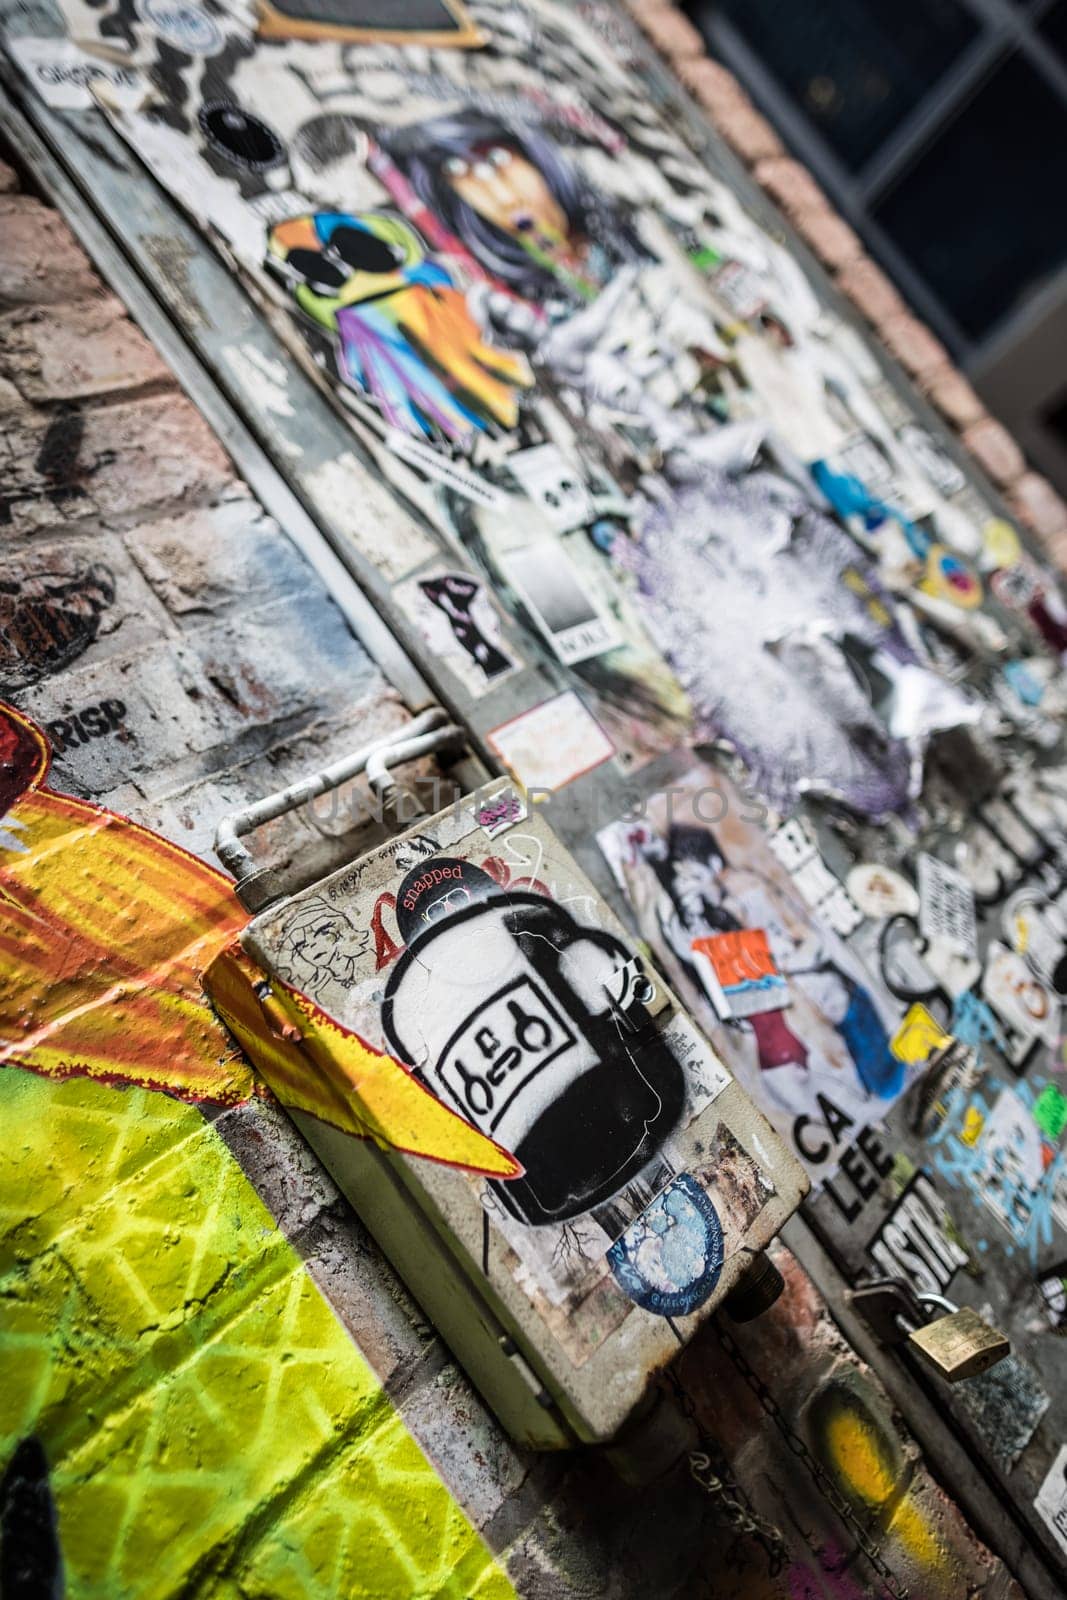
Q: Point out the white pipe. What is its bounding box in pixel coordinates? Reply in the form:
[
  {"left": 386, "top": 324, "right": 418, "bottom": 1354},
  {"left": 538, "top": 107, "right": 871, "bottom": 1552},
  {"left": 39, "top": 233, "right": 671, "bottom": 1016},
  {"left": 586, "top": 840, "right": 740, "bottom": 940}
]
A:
[
  {"left": 214, "top": 707, "right": 449, "bottom": 881},
  {"left": 365, "top": 724, "right": 467, "bottom": 807}
]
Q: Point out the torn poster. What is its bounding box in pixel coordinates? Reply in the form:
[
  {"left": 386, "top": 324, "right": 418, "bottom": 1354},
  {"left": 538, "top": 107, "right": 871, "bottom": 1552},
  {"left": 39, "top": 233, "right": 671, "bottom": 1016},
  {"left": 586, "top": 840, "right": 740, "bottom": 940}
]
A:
[{"left": 598, "top": 769, "right": 907, "bottom": 1184}]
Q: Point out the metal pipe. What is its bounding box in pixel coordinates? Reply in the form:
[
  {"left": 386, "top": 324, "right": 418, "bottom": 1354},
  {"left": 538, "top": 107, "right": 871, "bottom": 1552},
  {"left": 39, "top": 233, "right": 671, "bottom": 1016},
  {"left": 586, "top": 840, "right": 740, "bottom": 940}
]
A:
[
  {"left": 366, "top": 724, "right": 468, "bottom": 811},
  {"left": 214, "top": 707, "right": 449, "bottom": 882}
]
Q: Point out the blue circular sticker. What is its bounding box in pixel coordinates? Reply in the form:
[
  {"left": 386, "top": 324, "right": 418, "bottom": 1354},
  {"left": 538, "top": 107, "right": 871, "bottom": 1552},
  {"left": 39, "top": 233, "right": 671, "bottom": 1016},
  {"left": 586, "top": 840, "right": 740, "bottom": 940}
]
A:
[
  {"left": 140, "top": 0, "right": 223, "bottom": 56},
  {"left": 607, "top": 1174, "right": 725, "bottom": 1317}
]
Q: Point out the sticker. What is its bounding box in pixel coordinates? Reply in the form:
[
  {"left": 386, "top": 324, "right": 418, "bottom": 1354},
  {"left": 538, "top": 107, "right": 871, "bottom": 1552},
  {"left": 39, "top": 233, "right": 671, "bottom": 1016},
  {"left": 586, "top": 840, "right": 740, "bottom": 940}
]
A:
[
  {"left": 394, "top": 567, "right": 518, "bottom": 698},
  {"left": 598, "top": 771, "right": 904, "bottom": 1184},
  {"left": 890, "top": 1003, "right": 951, "bottom": 1066},
  {"left": 983, "top": 942, "right": 1060, "bottom": 1046},
  {"left": 504, "top": 544, "right": 620, "bottom": 666},
  {"left": 690, "top": 929, "right": 788, "bottom": 1021},
  {"left": 488, "top": 691, "right": 614, "bottom": 793},
  {"left": 910, "top": 1037, "right": 981, "bottom": 1135},
  {"left": 139, "top": 0, "right": 224, "bottom": 54},
  {"left": 769, "top": 819, "right": 863, "bottom": 937},
  {"left": 846, "top": 863, "right": 920, "bottom": 921},
  {"left": 921, "top": 544, "right": 983, "bottom": 609},
  {"left": 198, "top": 101, "right": 286, "bottom": 173},
  {"left": 607, "top": 1173, "right": 724, "bottom": 1317},
  {"left": 383, "top": 429, "right": 508, "bottom": 508},
  {"left": 956, "top": 1343, "right": 1049, "bottom": 1471},
  {"left": 6, "top": 37, "right": 145, "bottom": 109},
  {"left": 507, "top": 444, "right": 593, "bottom": 531},
  {"left": 1033, "top": 1083, "right": 1067, "bottom": 1143},
  {"left": 897, "top": 424, "right": 966, "bottom": 498},
  {"left": 867, "top": 1172, "right": 968, "bottom": 1297},
  {"left": 710, "top": 259, "right": 767, "bottom": 321},
  {"left": 1037, "top": 1266, "right": 1067, "bottom": 1333},
  {"left": 1036, "top": 1448, "right": 1067, "bottom": 1558},
  {"left": 983, "top": 518, "right": 1022, "bottom": 570},
  {"left": 959, "top": 1105, "right": 985, "bottom": 1146},
  {"left": 474, "top": 788, "right": 526, "bottom": 839},
  {"left": 917, "top": 852, "right": 978, "bottom": 960},
  {"left": 976, "top": 1088, "right": 1051, "bottom": 1244},
  {"left": 1003, "top": 890, "right": 1067, "bottom": 994}
]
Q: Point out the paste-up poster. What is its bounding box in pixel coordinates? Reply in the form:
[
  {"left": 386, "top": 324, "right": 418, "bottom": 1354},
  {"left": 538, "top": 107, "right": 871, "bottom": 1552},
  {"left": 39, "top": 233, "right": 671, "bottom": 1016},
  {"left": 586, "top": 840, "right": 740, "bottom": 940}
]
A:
[
  {"left": 599, "top": 770, "right": 907, "bottom": 1184},
  {"left": 19, "top": 0, "right": 1009, "bottom": 804}
]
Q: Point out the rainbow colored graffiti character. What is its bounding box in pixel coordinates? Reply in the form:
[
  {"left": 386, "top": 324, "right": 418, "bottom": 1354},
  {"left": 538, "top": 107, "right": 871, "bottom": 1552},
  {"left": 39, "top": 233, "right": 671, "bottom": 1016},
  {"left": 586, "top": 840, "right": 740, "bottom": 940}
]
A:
[{"left": 266, "top": 210, "right": 532, "bottom": 442}]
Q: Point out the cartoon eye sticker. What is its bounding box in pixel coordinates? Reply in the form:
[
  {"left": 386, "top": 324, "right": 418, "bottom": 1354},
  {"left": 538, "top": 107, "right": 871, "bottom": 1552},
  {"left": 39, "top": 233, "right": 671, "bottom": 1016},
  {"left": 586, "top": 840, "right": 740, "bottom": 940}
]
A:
[
  {"left": 283, "top": 247, "right": 348, "bottom": 296},
  {"left": 198, "top": 102, "right": 286, "bottom": 173},
  {"left": 327, "top": 224, "right": 405, "bottom": 274}
]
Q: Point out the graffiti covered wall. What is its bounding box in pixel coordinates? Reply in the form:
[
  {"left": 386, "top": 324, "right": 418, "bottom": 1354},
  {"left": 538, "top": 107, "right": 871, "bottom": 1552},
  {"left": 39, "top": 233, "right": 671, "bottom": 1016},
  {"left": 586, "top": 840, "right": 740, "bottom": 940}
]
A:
[{"left": 0, "top": 0, "right": 1066, "bottom": 1590}]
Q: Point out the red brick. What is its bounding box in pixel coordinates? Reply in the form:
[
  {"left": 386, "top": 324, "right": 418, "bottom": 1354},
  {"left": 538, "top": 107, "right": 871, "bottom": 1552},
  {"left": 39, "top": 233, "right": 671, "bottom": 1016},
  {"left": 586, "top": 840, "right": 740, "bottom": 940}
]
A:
[
  {"left": 676, "top": 55, "right": 748, "bottom": 115},
  {"left": 752, "top": 156, "right": 828, "bottom": 220},
  {"left": 0, "top": 159, "right": 18, "bottom": 193},
  {"left": 1009, "top": 471, "right": 1067, "bottom": 541},
  {"left": 918, "top": 363, "right": 986, "bottom": 430},
  {"left": 0, "top": 194, "right": 99, "bottom": 308},
  {"left": 3, "top": 391, "right": 234, "bottom": 533},
  {"left": 836, "top": 257, "right": 907, "bottom": 325},
  {"left": 711, "top": 99, "right": 784, "bottom": 164},
  {"left": 961, "top": 416, "right": 1027, "bottom": 489},
  {"left": 0, "top": 294, "right": 170, "bottom": 403},
  {"left": 795, "top": 208, "right": 863, "bottom": 270},
  {"left": 630, "top": 0, "right": 704, "bottom": 59},
  {"left": 879, "top": 312, "right": 948, "bottom": 380},
  {"left": 1042, "top": 526, "right": 1067, "bottom": 575}
]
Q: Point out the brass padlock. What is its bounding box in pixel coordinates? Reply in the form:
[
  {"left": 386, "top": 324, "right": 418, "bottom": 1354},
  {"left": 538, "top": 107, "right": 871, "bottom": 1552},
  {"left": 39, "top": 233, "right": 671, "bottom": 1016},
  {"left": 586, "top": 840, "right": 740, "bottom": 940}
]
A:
[{"left": 907, "top": 1297, "right": 1010, "bottom": 1383}]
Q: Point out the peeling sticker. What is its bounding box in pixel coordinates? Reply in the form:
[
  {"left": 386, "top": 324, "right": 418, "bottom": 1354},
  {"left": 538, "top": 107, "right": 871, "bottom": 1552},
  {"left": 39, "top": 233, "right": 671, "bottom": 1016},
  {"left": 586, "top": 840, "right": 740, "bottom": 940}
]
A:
[{"left": 488, "top": 691, "right": 614, "bottom": 793}]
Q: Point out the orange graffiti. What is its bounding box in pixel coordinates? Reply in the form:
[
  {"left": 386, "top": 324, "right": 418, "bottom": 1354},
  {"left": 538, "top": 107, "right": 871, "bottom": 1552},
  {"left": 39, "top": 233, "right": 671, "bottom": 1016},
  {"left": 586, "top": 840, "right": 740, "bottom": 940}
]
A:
[{"left": 0, "top": 702, "right": 520, "bottom": 1177}]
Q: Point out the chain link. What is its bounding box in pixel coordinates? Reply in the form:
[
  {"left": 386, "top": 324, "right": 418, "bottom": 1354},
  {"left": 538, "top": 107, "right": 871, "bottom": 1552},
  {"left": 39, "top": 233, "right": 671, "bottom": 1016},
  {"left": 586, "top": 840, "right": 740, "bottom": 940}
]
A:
[
  {"left": 663, "top": 1371, "right": 787, "bottom": 1574},
  {"left": 714, "top": 1321, "right": 911, "bottom": 1600}
]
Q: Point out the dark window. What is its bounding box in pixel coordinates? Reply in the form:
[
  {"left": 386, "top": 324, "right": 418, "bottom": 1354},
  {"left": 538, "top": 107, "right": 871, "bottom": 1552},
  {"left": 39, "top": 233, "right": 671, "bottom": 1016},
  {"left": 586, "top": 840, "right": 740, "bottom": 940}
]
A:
[
  {"left": 871, "top": 53, "right": 1067, "bottom": 338},
  {"left": 688, "top": 0, "right": 981, "bottom": 170},
  {"left": 1038, "top": 0, "right": 1067, "bottom": 63},
  {"left": 1043, "top": 386, "right": 1067, "bottom": 450}
]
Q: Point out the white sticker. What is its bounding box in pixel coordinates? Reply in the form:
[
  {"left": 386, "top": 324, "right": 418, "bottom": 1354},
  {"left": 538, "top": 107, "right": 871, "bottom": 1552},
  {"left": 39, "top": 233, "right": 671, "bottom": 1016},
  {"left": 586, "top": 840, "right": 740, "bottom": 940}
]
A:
[
  {"left": 769, "top": 818, "right": 863, "bottom": 936},
  {"left": 504, "top": 544, "right": 621, "bottom": 666},
  {"left": 7, "top": 36, "right": 145, "bottom": 109},
  {"left": 917, "top": 852, "right": 978, "bottom": 959},
  {"left": 507, "top": 444, "right": 593, "bottom": 532},
  {"left": 138, "top": 0, "right": 223, "bottom": 54},
  {"left": 1035, "top": 1446, "right": 1067, "bottom": 1559},
  {"left": 976, "top": 1087, "right": 1052, "bottom": 1243},
  {"left": 393, "top": 567, "right": 519, "bottom": 699},
  {"left": 383, "top": 428, "right": 507, "bottom": 509},
  {"left": 846, "top": 863, "right": 920, "bottom": 921},
  {"left": 488, "top": 691, "right": 614, "bottom": 793},
  {"left": 897, "top": 423, "right": 966, "bottom": 499},
  {"left": 982, "top": 941, "right": 1060, "bottom": 1045}
]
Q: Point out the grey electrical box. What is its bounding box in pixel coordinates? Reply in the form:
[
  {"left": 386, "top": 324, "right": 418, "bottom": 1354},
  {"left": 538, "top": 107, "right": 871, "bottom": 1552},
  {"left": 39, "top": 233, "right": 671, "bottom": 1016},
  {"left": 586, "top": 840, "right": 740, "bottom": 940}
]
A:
[{"left": 210, "top": 780, "right": 808, "bottom": 1448}]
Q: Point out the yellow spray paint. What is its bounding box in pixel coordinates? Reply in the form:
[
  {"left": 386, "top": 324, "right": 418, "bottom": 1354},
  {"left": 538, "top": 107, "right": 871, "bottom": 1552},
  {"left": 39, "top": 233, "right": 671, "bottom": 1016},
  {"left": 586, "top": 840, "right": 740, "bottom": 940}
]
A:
[
  {"left": 815, "top": 1385, "right": 945, "bottom": 1572},
  {"left": 0, "top": 1063, "right": 516, "bottom": 1599}
]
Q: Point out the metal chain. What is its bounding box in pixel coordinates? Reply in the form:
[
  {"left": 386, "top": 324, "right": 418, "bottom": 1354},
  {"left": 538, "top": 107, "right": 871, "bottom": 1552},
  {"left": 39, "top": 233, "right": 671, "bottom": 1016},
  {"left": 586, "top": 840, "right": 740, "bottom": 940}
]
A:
[
  {"left": 663, "top": 1371, "right": 787, "bottom": 1574},
  {"left": 714, "top": 1321, "right": 911, "bottom": 1600}
]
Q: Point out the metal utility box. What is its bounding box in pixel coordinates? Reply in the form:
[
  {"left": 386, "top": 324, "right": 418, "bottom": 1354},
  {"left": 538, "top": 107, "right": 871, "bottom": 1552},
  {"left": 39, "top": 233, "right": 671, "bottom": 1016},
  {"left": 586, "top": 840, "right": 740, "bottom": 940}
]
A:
[{"left": 206, "top": 780, "right": 808, "bottom": 1448}]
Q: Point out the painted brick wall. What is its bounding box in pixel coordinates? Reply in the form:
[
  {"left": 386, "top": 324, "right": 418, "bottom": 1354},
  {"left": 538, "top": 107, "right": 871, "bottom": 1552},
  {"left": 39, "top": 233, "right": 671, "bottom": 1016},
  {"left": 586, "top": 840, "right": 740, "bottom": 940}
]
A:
[{"left": 0, "top": 134, "right": 1030, "bottom": 1600}]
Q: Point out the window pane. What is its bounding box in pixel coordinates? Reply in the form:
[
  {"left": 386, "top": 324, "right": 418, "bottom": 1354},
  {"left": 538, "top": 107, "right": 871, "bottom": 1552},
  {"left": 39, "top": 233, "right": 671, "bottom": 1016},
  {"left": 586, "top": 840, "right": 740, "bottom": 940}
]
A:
[
  {"left": 1038, "top": 0, "right": 1067, "bottom": 63},
  {"left": 689, "top": 0, "right": 981, "bottom": 170},
  {"left": 871, "top": 53, "right": 1067, "bottom": 339}
]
